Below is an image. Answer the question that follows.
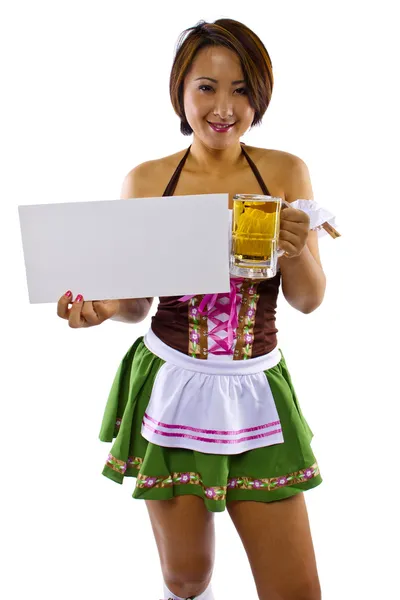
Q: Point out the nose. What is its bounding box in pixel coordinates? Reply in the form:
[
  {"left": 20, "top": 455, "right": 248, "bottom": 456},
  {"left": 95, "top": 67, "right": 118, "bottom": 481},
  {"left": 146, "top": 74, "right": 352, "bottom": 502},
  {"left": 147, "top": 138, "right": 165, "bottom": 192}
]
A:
[{"left": 213, "top": 92, "right": 234, "bottom": 120}]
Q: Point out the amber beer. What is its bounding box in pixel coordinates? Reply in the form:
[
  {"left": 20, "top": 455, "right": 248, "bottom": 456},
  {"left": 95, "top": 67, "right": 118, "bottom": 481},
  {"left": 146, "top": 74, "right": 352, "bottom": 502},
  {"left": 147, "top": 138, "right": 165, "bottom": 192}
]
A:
[{"left": 230, "top": 194, "right": 283, "bottom": 279}]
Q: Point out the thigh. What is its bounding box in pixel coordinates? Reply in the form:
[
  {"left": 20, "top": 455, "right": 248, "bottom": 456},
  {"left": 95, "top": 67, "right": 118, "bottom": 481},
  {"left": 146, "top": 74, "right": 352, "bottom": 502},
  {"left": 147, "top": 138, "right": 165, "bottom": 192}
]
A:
[
  {"left": 227, "top": 493, "right": 321, "bottom": 600},
  {"left": 146, "top": 495, "right": 215, "bottom": 587}
]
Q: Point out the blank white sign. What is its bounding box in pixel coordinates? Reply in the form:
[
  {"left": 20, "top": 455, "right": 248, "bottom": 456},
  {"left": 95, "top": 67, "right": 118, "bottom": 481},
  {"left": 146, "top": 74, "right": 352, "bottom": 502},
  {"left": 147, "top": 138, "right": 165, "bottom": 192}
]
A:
[{"left": 18, "top": 193, "right": 230, "bottom": 304}]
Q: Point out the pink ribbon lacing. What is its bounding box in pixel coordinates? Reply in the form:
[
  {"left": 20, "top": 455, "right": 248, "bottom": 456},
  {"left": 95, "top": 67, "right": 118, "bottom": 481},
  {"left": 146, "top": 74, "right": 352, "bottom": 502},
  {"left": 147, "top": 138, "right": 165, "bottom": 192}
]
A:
[{"left": 179, "top": 278, "right": 244, "bottom": 355}]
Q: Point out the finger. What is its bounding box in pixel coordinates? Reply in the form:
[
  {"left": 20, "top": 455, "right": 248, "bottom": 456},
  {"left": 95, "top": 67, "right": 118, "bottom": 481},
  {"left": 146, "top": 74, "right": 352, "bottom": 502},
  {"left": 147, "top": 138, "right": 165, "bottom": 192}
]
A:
[
  {"left": 57, "top": 291, "right": 73, "bottom": 320},
  {"left": 81, "top": 301, "right": 103, "bottom": 326},
  {"left": 278, "top": 230, "right": 300, "bottom": 256},
  {"left": 68, "top": 295, "right": 86, "bottom": 328},
  {"left": 279, "top": 229, "right": 300, "bottom": 245},
  {"left": 92, "top": 301, "right": 118, "bottom": 323},
  {"left": 280, "top": 219, "right": 307, "bottom": 235},
  {"left": 278, "top": 240, "right": 298, "bottom": 257},
  {"left": 281, "top": 208, "right": 310, "bottom": 224}
]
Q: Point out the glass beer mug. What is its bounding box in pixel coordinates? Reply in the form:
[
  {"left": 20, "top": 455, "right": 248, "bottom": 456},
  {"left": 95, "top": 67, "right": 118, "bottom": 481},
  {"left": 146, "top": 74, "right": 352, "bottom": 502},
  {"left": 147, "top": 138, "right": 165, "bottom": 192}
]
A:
[{"left": 230, "top": 194, "right": 285, "bottom": 279}]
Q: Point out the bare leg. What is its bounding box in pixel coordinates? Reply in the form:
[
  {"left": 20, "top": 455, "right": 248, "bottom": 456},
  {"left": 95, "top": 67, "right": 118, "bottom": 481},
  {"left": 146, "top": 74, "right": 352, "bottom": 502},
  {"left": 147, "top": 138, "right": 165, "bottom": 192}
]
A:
[
  {"left": 146, "top": 496, "right": 215, "bottom": 599},
  {"left": 227, "top": 493, "right": 321, "bottom": 600}
]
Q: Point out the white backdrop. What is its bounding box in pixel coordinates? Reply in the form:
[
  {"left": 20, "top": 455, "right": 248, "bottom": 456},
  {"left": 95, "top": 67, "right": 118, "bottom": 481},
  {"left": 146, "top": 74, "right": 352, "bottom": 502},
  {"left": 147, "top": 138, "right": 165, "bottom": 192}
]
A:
[{"left": 1, "top": 1, "right": 399, "bottom": 598}]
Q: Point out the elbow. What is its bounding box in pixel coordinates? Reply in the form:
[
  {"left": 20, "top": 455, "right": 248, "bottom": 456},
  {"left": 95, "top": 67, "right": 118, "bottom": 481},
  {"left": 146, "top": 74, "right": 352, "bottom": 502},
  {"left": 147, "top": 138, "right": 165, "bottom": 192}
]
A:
[
  {"left": 286, "top": 295, "right": 324, "bottom": 314},
  {"left": 299, "top": 293, "right": 325, "bottom": 314},
  {"left": 301, "top": 303, "right": 320, "bottom": 314},
  {"left": 301, "top": 273, "right": 327, "bottom": 314},
  {"left": 283, "top": 274, "right": 326, "bottom": 314}
]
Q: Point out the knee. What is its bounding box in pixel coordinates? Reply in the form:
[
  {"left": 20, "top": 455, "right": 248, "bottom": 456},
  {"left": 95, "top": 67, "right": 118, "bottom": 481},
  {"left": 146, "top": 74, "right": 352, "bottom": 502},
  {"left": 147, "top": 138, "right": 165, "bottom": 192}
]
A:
[
  {"left": 165, "top": 574, "right": 212, "bottom": 599},
  {"left": 163, "top": 554, "right": 213, "bottom": 598},
  {"left": 165, "top": 577, "right": 211, "bottom": 599}
]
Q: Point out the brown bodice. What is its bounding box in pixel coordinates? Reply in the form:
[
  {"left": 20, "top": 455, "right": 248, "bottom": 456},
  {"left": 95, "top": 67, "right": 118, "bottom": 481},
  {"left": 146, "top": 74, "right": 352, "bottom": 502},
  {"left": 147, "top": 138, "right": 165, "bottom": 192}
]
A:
[{"left": 150, "top": 145, "right": 281, "bottom": 359}]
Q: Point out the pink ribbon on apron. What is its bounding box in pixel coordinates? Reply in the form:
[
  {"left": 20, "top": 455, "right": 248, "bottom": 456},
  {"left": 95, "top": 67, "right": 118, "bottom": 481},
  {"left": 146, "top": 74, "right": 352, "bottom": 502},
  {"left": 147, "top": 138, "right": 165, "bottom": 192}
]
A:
[{"left": 179, "top": 278, "right": 244, "bottom": 355}]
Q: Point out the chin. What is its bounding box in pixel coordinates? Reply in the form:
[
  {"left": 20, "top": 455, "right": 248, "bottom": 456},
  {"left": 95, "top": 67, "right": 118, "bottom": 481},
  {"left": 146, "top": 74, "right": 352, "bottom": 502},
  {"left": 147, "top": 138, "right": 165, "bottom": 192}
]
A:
[{"left": 203, "top": 129, "right": 241, "bottom": 149}]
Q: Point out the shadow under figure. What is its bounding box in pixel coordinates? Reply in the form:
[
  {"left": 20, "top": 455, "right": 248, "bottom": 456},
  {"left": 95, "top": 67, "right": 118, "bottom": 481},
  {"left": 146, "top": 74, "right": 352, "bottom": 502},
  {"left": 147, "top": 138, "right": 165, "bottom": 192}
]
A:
[{"left": 96, "top": 16, "right": 338, "bottom": 600}]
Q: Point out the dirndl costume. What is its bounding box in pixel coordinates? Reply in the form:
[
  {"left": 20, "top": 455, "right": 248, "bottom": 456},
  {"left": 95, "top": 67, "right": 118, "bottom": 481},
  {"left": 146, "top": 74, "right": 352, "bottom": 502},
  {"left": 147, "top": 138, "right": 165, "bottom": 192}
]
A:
[{"left": 99, "top": 144, "right": 338, "bottom": 513}]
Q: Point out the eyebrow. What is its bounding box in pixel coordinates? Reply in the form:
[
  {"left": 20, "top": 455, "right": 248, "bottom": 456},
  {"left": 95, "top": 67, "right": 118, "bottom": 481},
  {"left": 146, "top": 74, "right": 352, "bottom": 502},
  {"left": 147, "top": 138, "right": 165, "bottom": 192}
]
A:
[{"left": 194, "top": 77, "right": 246, "bottom": 85}]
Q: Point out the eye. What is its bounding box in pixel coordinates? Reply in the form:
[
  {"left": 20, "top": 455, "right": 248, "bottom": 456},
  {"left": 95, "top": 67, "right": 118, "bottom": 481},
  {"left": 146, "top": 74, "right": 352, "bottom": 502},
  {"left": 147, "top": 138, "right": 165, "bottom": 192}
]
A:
[
  {"left": 198, "top": 85, "right": 214, "bottom": 92},
  {"left": 234, "top": 87, "right": 248, "bottom": 95}
]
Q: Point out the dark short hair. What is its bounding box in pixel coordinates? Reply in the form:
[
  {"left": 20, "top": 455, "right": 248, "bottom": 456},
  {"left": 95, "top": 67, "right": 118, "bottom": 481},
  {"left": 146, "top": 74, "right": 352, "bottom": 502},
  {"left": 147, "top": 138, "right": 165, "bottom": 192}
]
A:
[{"left": 170, "top": 19, "right": 274, "bottom": 135}]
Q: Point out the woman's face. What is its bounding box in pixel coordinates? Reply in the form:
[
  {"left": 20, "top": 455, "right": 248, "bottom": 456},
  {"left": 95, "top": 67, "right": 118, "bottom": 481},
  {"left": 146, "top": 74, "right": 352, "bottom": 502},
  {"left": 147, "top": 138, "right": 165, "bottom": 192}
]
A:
[{"left": 183, "top": 45, "right": 255, "bottom": 149}]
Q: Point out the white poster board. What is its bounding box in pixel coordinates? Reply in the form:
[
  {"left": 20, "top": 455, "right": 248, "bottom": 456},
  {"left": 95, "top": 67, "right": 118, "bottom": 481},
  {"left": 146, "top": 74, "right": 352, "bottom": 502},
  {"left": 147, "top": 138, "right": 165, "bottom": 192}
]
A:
[{"left": 18, "top": 193, "right": 230, "bottom": 303}]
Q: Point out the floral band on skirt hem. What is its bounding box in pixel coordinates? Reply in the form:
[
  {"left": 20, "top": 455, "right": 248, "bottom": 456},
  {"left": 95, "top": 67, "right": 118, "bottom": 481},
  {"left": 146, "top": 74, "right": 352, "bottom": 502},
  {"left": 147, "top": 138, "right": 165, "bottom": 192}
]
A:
[{"left": 105, "top": 452, "right": 319, "bottom": 502}]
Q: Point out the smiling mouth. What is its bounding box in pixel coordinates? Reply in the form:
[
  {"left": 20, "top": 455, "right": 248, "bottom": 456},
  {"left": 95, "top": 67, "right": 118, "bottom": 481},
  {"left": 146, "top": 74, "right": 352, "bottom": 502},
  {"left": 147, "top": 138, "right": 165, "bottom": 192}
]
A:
[{"left": 208, "top": 122, "right": 236, "bottom": 131}]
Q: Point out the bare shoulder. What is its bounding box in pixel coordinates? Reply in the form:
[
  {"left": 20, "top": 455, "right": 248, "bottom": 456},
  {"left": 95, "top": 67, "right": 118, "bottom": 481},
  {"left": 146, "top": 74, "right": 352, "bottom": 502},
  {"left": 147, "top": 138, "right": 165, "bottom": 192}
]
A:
[
  {"left": 246, "top": 145, "right": 307, "bottom": 171},
  {"left": 120, "top": 148, "right": 189, "bottom": 199},
  {"left": 274, "top": 150, "right": 313, "bottom": 201},
  {"left": 246, "top": 146, "right": 313, "bottom": 201}
]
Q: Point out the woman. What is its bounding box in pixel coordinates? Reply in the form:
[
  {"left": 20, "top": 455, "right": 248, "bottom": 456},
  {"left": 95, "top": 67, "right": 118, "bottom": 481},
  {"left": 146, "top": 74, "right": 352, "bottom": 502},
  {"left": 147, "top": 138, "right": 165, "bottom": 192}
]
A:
[{"left": 57, "top": 19, "right": 335, "bottom": 600}]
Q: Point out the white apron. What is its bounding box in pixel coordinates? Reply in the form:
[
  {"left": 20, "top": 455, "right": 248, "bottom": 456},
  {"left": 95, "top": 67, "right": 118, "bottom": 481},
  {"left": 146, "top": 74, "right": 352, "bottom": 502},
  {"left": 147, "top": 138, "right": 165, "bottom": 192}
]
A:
[{"left": 141, "top": 328, "right": 285, "bottom": 455}]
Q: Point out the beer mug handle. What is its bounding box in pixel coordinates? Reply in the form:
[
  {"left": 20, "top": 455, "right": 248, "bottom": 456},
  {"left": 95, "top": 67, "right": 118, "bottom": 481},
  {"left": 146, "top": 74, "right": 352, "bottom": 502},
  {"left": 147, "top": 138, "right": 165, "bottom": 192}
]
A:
[{"left": 277, "top": 200, "right": 291, "bottom": 257}]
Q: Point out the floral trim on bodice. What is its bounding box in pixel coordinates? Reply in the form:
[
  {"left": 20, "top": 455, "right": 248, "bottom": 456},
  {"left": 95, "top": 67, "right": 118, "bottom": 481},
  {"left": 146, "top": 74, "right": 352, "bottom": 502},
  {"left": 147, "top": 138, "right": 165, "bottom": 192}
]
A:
[
  {"left": 105, "top": 452, "right": 320, "bottom": 500},
  {"left": 234, "top": 280, "right": 260, "bottom": 360},
  {"left": 188, "top": 296, "right": 208, "bottom": 359}
]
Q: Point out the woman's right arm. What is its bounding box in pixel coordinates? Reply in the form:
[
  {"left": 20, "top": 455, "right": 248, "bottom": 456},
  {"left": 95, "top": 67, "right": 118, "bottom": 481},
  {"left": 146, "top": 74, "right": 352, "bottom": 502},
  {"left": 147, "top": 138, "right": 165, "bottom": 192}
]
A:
[
  {"left": 110, "top": 162, "right": 156, "bottom": 324},
  {"left": 111, "top": 297, "right": 154, "bottom": 323}
]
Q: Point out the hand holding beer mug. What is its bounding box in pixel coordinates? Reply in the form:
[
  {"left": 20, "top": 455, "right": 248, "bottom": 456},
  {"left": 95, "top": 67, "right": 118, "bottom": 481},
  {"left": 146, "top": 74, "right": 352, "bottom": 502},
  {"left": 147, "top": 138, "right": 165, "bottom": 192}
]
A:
[{"left": 230, "top": 194, "right": 340, "bottom": 279}]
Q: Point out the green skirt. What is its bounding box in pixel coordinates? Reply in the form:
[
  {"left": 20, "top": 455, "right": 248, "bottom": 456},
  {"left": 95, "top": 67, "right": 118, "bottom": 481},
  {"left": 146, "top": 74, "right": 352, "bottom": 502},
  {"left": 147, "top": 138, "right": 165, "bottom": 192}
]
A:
[{"left": 99, "top": 337, "right": 322, "bottom": 512}]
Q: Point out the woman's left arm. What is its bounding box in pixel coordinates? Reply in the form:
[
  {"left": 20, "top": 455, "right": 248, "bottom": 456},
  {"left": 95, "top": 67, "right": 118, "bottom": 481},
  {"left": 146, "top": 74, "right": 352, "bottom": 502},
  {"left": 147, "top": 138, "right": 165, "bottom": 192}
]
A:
[{"left": 278, "top": 155, "right": 326, "bottom": 314}]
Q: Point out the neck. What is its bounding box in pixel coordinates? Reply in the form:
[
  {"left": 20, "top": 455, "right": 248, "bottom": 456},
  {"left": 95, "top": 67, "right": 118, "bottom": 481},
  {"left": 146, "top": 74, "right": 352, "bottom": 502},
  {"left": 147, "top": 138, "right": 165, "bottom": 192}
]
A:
[{"left": 188, "top": 136, "right": 244, "bottom": 175}]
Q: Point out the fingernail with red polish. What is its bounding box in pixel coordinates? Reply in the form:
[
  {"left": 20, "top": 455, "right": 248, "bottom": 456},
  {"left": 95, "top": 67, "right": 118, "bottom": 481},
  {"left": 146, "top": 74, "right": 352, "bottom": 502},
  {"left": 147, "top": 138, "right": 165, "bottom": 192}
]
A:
[
  {"left": 75, "top": 295, "right": 83, "bottom": 303},
  {"left": 65, "top": 291, "right": 72, "bottom": 298}
]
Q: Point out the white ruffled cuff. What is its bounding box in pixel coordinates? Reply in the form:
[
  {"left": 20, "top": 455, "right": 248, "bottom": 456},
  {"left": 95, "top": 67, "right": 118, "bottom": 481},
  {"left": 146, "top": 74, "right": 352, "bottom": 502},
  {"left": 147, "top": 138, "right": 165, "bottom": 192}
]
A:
[{"left": 284, "top": 199, "right": 339, "bottom": 238}]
